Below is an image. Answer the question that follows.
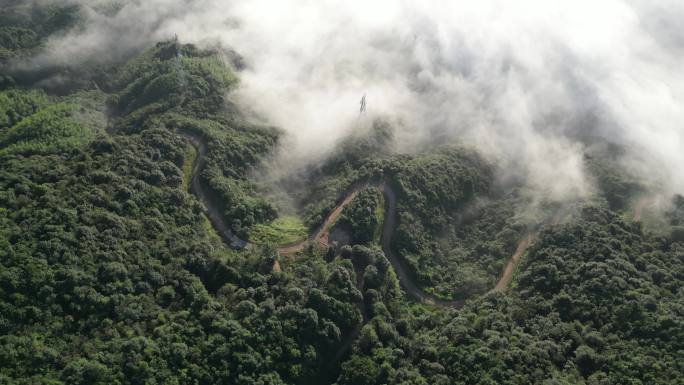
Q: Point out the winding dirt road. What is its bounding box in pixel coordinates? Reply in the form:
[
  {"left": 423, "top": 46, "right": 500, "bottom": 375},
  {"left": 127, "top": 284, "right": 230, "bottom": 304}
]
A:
[
  {"left": 181, "top": 129, "right": 538, "bottom": 380},
  {"left": 180, "top": 130, "right": 654, "bottom": 383},
  {"left": 181, "top": 129, "right": 250, "bottom": 249},
  {"left": 489, "top": 233, "right": 535, "bottom": 293},
  {"left": 179, "top": 130, "right": 533, "bottom": 305},
  {"left": 181, "top": 128, "right": 361, "bottom": 255},
  {"left": 276, "top": 190, "right": 360, "bottom": 255},
  {"left": 380, "top": 182, "right": 467, "bottom": 306}
]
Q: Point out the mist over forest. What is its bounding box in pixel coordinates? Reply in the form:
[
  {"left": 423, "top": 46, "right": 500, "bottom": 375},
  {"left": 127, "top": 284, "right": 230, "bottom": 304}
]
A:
[{"left": 14, "top": 0, "right": 684, "bottom": 203}]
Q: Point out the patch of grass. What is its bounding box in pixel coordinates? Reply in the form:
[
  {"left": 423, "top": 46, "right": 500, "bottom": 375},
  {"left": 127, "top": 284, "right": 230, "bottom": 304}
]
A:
[
  {"left": 373, "top": 188, "right": 385, "bottom": 244},
  {"left": 182, "top": 142, "right": 197, "bottom": 190},
  {"left": 248, "top": 215, "right": 308, "bottom": 246},
  {"left": 202, "top": 213, "right": 222, "bottom": 244}
]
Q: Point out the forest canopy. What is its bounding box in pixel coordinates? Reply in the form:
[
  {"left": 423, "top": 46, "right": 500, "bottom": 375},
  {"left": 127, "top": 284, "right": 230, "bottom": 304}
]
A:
[{"left": 0, "top": 2, "right": 683, "bottom": 385}]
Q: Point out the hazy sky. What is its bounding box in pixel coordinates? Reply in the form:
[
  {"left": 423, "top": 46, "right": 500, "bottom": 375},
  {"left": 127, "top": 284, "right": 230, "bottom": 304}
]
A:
[{"left": 35, "top": 0, "right": 684, "bottom": 203}]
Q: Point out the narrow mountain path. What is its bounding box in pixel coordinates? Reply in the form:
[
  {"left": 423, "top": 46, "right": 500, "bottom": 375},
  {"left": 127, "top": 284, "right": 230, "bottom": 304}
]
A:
[
  {"left": 379, "top": 182, "right": 467, "bottom": 306},
  {"left": 180, "top": 128, "right": 362, "bottom": 254},
  {"left": 488, "top": 233, "right": 535, "bottom": 293},
  {"left": 276, "top": 190, "right": 360, "bottom": 255},
  {"left": 180, "top": 129, "right": 250, "bottom": 249}
]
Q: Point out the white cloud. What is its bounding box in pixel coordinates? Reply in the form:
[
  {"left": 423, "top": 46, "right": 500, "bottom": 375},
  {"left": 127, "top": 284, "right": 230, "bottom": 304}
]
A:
[{"left": 33, "top": 0, "right": 684, "bottom": 201}]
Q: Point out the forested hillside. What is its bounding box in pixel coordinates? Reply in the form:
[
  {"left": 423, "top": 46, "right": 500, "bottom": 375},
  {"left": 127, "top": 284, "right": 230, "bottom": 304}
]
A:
[{"left": 1, "top": 2, "right": 683, "bottom": 385}]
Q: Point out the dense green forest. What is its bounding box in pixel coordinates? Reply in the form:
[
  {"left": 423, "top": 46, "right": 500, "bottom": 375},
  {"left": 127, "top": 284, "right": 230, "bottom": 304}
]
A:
[{"left": 1, "top": 3, "right": 683, "bottom": 385}]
